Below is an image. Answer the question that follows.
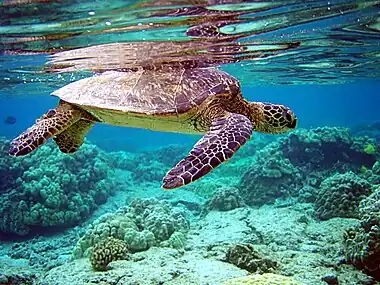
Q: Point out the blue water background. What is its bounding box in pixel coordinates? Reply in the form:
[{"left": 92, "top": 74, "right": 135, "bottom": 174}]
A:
[{"left": 0, "top": 80, "right": 378, "bottom": 152}]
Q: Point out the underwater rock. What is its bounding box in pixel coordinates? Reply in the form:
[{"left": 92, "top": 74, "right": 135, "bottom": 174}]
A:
[
  {"left": 72, "top": 198, "right": 190, "bottom": 258},
  {"left": 343, "top": 188, "right": 380, "bottom": 279},
  {"left": 321, "top": 274, "right": 339, "bottom": 285},
  {"left": 315, "top": 171, "right": 372, "bottom": 220},
  {"left": 225, "top": 243, "right": 279, "bottom": 274},
  {"left": 90, "top": 237, "right": 129, "bottom": 271},
  {"left": 0, "top": 138, "right": 117, "bottom": 236},
  {"left": 203, "top": 187, "right": 246, "bottom": 213}
]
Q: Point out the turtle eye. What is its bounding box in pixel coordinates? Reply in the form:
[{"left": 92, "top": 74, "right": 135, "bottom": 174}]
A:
[
  {"left": 285, "top": 112, "right": 292, "bottom": 122},
  {"left": 282, "top": 110, "right": 290, "bottom": 121}
]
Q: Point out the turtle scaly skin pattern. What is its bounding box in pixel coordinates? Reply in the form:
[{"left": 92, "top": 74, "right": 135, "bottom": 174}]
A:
[{"left": 9, "top": 68, "right": 297, "bottom": 189}]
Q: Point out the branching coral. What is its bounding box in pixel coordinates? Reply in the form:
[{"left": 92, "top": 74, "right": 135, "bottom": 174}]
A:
[{"left": 90, "top": 237, "right": 128, "bottom": 271}]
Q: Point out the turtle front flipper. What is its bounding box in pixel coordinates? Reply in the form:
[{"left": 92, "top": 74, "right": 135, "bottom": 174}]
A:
[
  {"left": 54, "top": 119, "right": 95, "bottom": 154},
  {"left": 162, "top": 113, "right": 253, "bottom": 189},
  {"left": 9, "top": 101, "right": 82, "bottom": 156}
]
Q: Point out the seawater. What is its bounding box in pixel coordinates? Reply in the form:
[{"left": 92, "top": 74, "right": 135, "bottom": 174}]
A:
[{"left": 0, "top": 1, "right": 379, "bottom": 285}]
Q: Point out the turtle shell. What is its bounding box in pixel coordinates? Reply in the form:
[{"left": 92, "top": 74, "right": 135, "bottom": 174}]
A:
[{"left": 52, "top": 67, "right": 241, "bottom": 115}]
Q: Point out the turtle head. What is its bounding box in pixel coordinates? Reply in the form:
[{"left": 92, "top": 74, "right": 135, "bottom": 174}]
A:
[{"left": 251, "top": 102, "right": 297, "bottom": 134}]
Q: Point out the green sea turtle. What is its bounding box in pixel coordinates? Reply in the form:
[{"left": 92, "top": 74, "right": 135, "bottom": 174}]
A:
[{"left": 9, "top": 68, "right": 297, "bottom": 189}]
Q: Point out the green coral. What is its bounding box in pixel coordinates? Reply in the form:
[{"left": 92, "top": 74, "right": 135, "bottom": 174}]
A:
[
  {"left": 222, "top": 273, "right": 305, "bottom": 285},
  {"left": 90, "top": 237, "right": 128, "bottom": 271},
  {"left": 363, "top": 143, "right": 376, "bottom": 155},
  {"left": 360, "top": 165, "right": 368, "bottom": 174},
  {"left": 160, "top": 231, "right": 187, "bottom": 249}
]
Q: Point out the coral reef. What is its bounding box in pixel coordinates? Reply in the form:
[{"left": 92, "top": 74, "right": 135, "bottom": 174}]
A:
[
  {"left": 90, "top": 237, "right": 128, "bottom": 271},
  {"left": 362, "top": 160, "right": 380, "bottom": 185},
  {"left": 315, "top": 172, "right": 372, "bottom": 220},
  {"left": 222, "top": 273, "right": 306, "bottom": 285},
  {"left": 0, "top": 139, "right": 22, "bottom": 194},
  {"left": 225, "top": 243, "right": 278, "bottom": 274},
  {"left": 239, "top": 127, "right": 377, "bottom": 206},
  {"left": 2, "top": 194, "right": 375, "bottom": 284},
  {"left": 0, "top": 138, "right": 116, "bottom": 236},
  {"left": 283, "top": 127, "right": 376, "bottom": 170},
  {"left": 72, "top": 198, "right": 189, "bottom": 258},
  {"left": 343, "top": 187, "right": 380, "bottom": 279},
  {"left": 239, "top": 142, "right": 302, "bottom": 205},
  {"left": 203, "top": 187, "right": 245, "bottom": 213}
]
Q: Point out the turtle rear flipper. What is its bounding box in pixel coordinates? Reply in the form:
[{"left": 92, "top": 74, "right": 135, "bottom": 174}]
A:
[
  {"left": 54, "top": 120, "right": 94, "bottom": 153},
  {"left": 162, "top": 113, "right": 253, "bottom": 189},
  {"left": 9, "top": 101, "right": 82, "bottom": 156}
]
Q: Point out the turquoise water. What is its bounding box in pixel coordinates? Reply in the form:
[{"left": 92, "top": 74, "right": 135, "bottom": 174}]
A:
[{"left": 0, "top": 1, "right": 380, "bottom": 284}]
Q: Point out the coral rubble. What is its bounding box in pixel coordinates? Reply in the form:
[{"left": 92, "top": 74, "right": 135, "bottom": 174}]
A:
[{"left": 222, "top": 273, "right": 306, "bottom": 285}]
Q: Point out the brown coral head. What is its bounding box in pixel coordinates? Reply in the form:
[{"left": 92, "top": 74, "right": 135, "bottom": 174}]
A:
[{"left": 90, "top": 237, "right": 129, "bottom": 271}]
